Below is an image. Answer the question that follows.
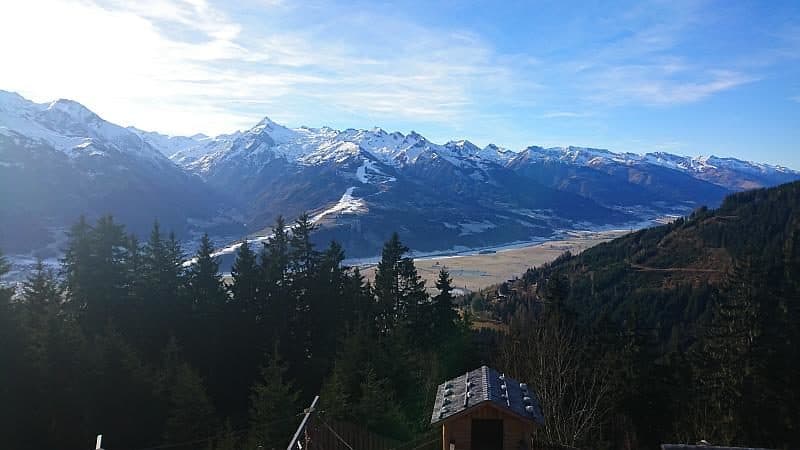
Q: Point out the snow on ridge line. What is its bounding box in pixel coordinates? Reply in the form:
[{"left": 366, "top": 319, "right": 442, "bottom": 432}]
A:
[
  {"left": 310, "top": 186, "right": 367, "bottom": 222},
  {"left": 183, "top": 186, "right": 368, "bottom": 266}
]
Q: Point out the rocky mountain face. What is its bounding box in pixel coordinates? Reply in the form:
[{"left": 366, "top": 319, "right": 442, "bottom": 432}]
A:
[{"left": 2, "top": 90, "right": 798, "bottom": 260}]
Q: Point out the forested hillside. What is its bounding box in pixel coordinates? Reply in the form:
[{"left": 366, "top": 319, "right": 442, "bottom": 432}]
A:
[
  {"left": 490, "top": 181, "right": 800, "bottom": 449},
  {"left": 0, "top": 217, "right": 476, "bottom": 450},
  {"left": 2, "top": 182, "right": 798, "bottom": 450}
]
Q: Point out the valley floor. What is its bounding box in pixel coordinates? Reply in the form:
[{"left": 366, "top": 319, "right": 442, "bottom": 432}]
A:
[{"left": 360, "top": 229, "right": 630, "bottom": 292}]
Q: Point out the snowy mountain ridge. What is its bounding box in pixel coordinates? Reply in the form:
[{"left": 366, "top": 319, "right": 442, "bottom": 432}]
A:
[
  {"left": 0, "top": 90, "right": 166, "bottom": 164},
  {"left": 129, "top": 109, "right": 797, "bottom": 187},
  {"left": 2, "top": 89, "right": 799, "bottom": 263}
]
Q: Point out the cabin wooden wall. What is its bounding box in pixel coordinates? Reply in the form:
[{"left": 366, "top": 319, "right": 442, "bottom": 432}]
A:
[{"left": 440, "top": 403, "right": 536, "bottom": 450}]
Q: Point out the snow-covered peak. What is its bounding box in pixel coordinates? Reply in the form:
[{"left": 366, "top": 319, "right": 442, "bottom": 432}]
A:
[
  {"left": 0, "top": 90, "right": 35, "bottom": 112},
  {"left": 46, "top": 98, "right": 100, "bottom": 123},
  {"left": 517, "top": 145, "right": 641, "bottom": 167},
  {"left": 250, "top": 116, "right": 299, "bottom": 145},
  {"left": 445, "top": 139, "right": 481, "bottom": 156},
  {"left": 481, "top": 144, "right": 516, "bottom": 162},
  {"left": 129, "top": 127, "right": 210, "bottom": 158},
  {"left": 0, "top": 91, "right": 169, "bottom": 164},
  {"left": 643, "top": 152, "right": 799, "bottom": 177}
]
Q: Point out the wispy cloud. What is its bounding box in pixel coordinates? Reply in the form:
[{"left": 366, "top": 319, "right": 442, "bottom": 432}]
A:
[
  {"left": 540, "top": 111, "right": 587, "bottom": 119},
  {"left": 0, "top": 0, "right": 794, "bottom": 159},
  {"left": 585, "top": 66, "right": 756, "bottom": 105},
  {"left": 0, "top": 0, "right": 535, "bottom": 135},
  {"left": 553, "top": 1, "right": 758, "bottom": 107}
]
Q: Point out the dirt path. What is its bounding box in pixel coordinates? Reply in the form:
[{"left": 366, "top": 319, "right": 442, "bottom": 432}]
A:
[{"left": 628, "top": 262, "right": 723, "bottom": 273}]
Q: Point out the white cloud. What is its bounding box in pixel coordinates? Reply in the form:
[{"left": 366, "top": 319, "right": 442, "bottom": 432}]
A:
[
  {"left": 585, "top": 66, "right": 755, "bottom": 105},
  {"left": 0, "top": 0, "right": 775, "bottom": 141},
  {"left": 541, "top": 111, "right": 587, "bottom": 119},
  {"left": 0, "top": 0, "right": 532, "bottom": 136}
]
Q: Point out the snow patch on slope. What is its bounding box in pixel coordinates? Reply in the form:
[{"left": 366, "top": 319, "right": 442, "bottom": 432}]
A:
[{"left": 311, "top": 187, "right": 367, "bottom": 223}]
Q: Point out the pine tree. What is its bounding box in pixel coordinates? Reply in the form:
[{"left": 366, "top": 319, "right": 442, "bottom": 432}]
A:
[
  {"left": 62, "top": 215, "right": 93, "bottom": 314},
  {"left": 374, "top": 233, "right": 409, "bottom": 333},
  {"left": 21, "top": 259, "right": 61, "bottom": 319},
  {"left": 186, "top": 233, "right": 225, "bottom": 311},
  {"left": 229, "top": 239, "right": 259, "bottom": 309},
  {"left": 289, "top": 213, "right": 318, "bottom": 277},
  {"left": 432, "top": 267, "right": 458, "bottom": 339},
  {"left": 0, "top": 249, "right": 23, "bottom": 448},
  {"left": 138, "top": 221, "right": 185, "bottom": 355},
  {"left": 158, "top": 338, "right": 217, "bottom": 444},
  {"left": 693, "top": 258, "right": 761, "bottom": 444},
  {"left": 261, "top": 215, "right": 290, "bottom": 289},
  {"left": 356, "top": 367, "right": 410, "bottom": 440},
  {"left": 343, "top": 266, "right": 374, "bottom": 331},
  {"left": 259, "top": 216, "right": 291, "bottom": 333},
  {"left": 184, "top": 234, "right": 228, "bottom": 399},
  {"left": 319, "top": 362, "right": 353, "bottom": 421},
  {"left": 62, "top": 215, "right": 129, "bottom": 331},
  {"left": 20, "top": 260, "right": 62, "bottom": 367},
  {"left": 248, "top": 351, "right": 301, "bottom": 448},
  {"left": 142, "top": 222, "right": 185, "bottom": 301}
]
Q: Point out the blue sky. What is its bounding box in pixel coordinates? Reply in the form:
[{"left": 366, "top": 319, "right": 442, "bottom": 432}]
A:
[{"left": 1, "top": 0, "right": 799, "bottom": 167}]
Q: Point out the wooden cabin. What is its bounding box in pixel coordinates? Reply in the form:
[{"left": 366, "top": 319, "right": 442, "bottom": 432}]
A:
[{"left": 431, "top": 366, "right": 544, "bottom": 450}]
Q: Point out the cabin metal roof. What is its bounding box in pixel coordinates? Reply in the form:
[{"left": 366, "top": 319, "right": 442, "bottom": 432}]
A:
[{"left": 430, "top": 365, "right": 544, "bottom": 425}]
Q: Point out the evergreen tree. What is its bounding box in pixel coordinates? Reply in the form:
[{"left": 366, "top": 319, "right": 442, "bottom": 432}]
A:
[
  {"left": 375, "top": 233, "right": 405, "bottom": 332},
  {"left": 19, "top": 260, "right": 62, "bottom": 370},
  {"left": 319, "top": 363, "right": 353, "bottom": 420},
  {"left": 139, "top": 221, "right": 185, "bottom": 354},
  {"left": 162, "top": 350, "right": 218, "bottom": 443},
  {"left": 356, "top": 367, "right": 410, "bottom": 440},
  {"left": 289, "top": 213, "right": 318, "bottom": 277},
  {"left": 258, "top": 216, "right": 291, "bottom": 334},
  {"left": 142, "top": 221, "right": 185, "bottom": 301},
  {"left": 61, "top": 215, "right": 93, "bottom": 314},
  {"left": 248, "top": 351, "right": 301, "bottom": 448},
  {"left": 0, "top": 249, "right": 22, "bottom": 448},
  {"left": 375, "top": 233, "right": 422, "bottom": 333},
  {"left": 21, "top": 259, "right": 61, "bottom": 320},
  {"left": 61, "top": 215, "right": 128, "bottom": 331},
  {"left": 432, "top": 267, "right": 458, "bottom": 339},
  {"left": 344, "top": 266, "right": 374, "bottom": 331},
  {"left": 693, "top": 258, "right": 762, "bottom": 444},
  {"left": 229, "top": 239, "right": 259, "bottom": 308},
  {"left": 186, "top": 233, "right": 225, "bottom": 311},
  {"left": 397, "top": 249, "right": 429, "bottom": 340},
  {"left": 185, "top": 234, "right": 228, "bottom": 400}
]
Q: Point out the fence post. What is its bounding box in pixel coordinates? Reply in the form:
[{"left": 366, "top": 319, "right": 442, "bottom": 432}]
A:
[{"left": 287, "top": 395, "right": 319, "bottom": 450}]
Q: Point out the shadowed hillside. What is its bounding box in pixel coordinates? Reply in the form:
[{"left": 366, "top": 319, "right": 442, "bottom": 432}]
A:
[{"left": 490, "top": 181, "right": 800, "bottom": 448}]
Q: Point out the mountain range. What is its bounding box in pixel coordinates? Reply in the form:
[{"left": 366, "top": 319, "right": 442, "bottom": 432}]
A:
[{"left": 1, "top": 90, "right": 798, "bottom": 263}]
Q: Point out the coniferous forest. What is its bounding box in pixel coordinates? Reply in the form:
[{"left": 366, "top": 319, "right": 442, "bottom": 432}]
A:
[
  {"left": 0, "top": 215, "right": 474, "bottom": 450},
  {"left": 1, "top": 181, "right": 799, "bottom": 450}
]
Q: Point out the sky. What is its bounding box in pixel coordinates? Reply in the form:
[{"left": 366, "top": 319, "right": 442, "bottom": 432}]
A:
[{"left": 1, "top": 0, "right": 799, "bottom": 167}]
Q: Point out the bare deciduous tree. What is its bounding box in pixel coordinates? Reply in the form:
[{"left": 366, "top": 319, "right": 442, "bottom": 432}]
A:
[{"left": 499, "top": 316, "right": 611, "bottom": 448}]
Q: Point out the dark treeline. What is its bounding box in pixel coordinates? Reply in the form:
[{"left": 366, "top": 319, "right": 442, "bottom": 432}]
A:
[
  {"left": 489, "top": 181, "right": 800, "bottom": 449},
  {"left": 0, "top": 214, "right": 475, "bottom": 450},
  {"left": 3, "top": 182, "right": 798, "bottom": 450}
]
